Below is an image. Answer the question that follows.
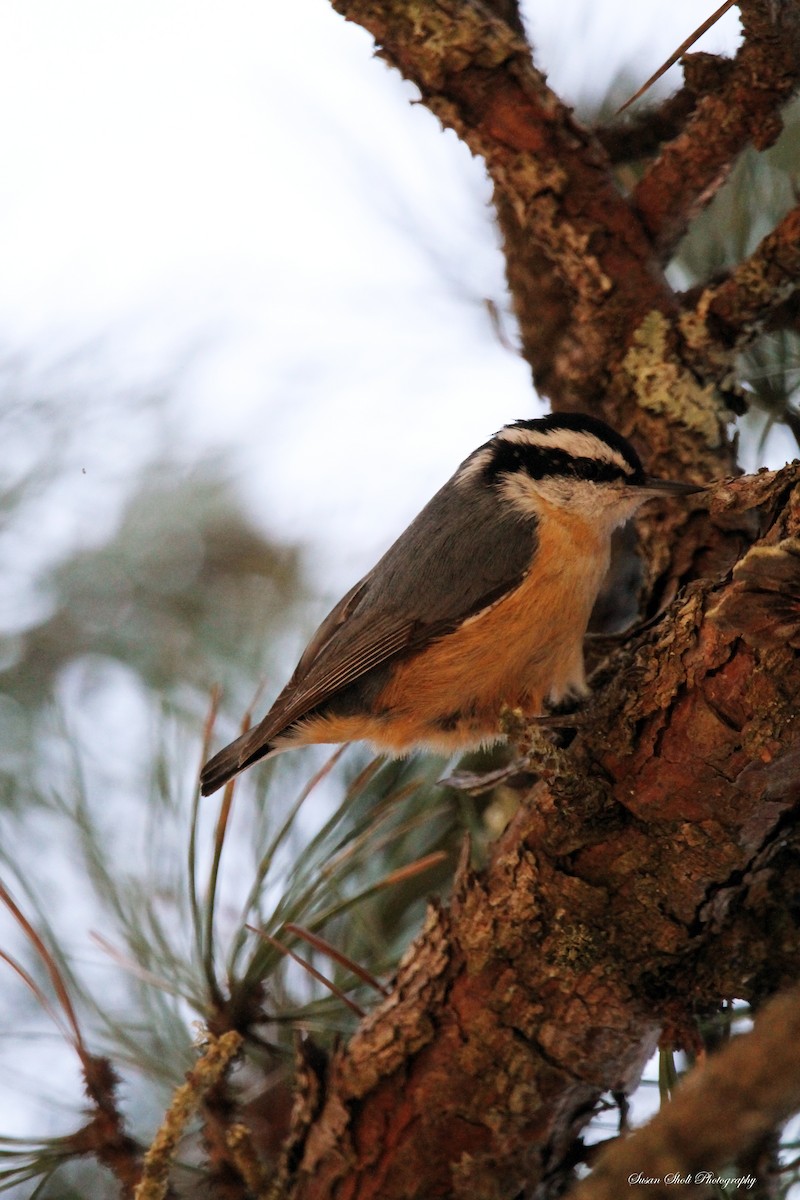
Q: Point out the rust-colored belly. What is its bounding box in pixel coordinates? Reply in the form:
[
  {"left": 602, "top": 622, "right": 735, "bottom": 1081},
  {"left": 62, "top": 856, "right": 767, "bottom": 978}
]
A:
[{"left": 292, "top": 514, "right": 608, "bottom": 755}]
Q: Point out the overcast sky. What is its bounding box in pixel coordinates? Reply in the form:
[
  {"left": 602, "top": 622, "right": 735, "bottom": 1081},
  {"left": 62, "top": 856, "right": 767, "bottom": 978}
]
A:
[{"left": 0, "top": 0, "right": 754, "bottom": 592}]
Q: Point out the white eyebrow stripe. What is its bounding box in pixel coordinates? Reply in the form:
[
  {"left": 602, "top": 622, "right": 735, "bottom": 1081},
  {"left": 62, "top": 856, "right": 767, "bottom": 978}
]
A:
[
  {"left": 496, "top": 425, "right": 635, "bottom": 474},
  {"left": 454, "top": 447, "right": 494, "bottom": 487}
]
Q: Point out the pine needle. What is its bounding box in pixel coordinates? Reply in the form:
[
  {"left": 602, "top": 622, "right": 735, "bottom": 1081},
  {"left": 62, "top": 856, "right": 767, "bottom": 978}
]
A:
[
  {"left": 0, "top": 948, "right": 74, "bottom": 1047},
  {"left": 376, "top": 851, "right": 448, "bottom": 890},
  {"left": 0, "top": 879, "right": 86, "bottom": 1062},
  {"left": 189, "top": 687, "right": 221, "bottom": 972},
  {"left": 617, "top": 0, "right": 736, "bottom": 114},
  {"left": 248, "top": 928, "right": 366, "bottom": 1017},
  {"left": 228, "top": 745, "right": 348, "bottom": 974},
  {"left": 89, "top": 930, "right": 187, "bottom": 998},
  {"left": 283, "top": 923, "right": 389, "bottom": 996}
]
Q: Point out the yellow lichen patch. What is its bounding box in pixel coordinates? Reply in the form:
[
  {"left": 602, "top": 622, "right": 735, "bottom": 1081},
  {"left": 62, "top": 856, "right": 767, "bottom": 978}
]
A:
[{"left": 623, "top": 310, "right": 723, "bottom": 447}]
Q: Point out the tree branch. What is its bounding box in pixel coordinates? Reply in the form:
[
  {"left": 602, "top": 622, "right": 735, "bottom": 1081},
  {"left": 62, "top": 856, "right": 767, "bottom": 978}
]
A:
[
  {"left": 700, "top": 203, "right": 800, "bottom": 346},
  {"left": 280, "top": 464, "right": 800, "bottom": 1199},
  {"left": 330, "top": 0, "right": 736, "bottom": 487},
  {"left": 595, "top": 54, "right": 735, "bottom": 164},
  {"left": 280, "top": 7, "right": 800, "bottom": 1197},
  {"left": 479, "top": 0, "right": 526, "bottom": 39},
  {"left": 595, "top": 88, "right": 700, "bottom": 165},
  {"left": 631, "top": 0, "right": 800, "bottom": 261},
  {"left": 330, "top": 1, "right": 673, "bottom": 401},
  {"left": 571, "top": 985, "right": 800, "bottom": 1200}
]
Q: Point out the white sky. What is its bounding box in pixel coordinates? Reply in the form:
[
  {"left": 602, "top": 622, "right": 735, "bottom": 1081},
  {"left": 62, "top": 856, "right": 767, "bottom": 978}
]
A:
[{"left": 0, "top": 0, "right": 750, "bottom": 592}]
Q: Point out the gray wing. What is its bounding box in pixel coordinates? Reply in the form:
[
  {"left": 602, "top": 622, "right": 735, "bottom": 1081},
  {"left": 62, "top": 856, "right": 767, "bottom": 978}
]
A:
[
  {"left": 250, "top": 470, "right": 539, "bottom": 740},
  {"left": 200, "top": 467, "right": 539, "bottom": 791}
]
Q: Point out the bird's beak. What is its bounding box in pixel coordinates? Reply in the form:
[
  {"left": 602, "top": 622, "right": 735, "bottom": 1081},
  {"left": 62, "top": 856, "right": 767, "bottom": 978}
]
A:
[{"left": 642, "top": 477, "right": 707, "bottom": 497}]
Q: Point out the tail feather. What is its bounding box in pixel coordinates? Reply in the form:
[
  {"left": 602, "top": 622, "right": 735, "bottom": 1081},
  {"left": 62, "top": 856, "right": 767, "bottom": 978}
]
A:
[{"left": 200, "top": 728, "right": 278, "bottom": 796}]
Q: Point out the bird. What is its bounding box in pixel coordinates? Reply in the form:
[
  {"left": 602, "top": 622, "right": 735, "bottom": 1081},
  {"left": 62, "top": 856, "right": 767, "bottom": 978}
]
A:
[{"left": 200, "top": 412, "right": 700, "bottom": 795}]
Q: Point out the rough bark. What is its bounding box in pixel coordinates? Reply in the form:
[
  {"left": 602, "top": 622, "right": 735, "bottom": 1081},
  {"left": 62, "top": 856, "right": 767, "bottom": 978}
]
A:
[
  {"left": 274, "top": 2, "right": 800, "bottom": 1197},
  {"left": 278, "top": 464, "right": 800, "bottom": 1198},
  {"left": 325, "top": 1, "right": 787, "bottom": 476}
]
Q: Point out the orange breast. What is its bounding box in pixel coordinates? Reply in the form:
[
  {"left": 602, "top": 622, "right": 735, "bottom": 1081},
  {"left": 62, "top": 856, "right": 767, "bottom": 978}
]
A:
[{"left": 293, "top": 510, "right": 609, "bottom": 755}]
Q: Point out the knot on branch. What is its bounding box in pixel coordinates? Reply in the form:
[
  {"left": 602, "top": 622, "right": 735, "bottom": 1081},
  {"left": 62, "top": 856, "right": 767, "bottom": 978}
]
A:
[{"left": 709, "top": 535, "right": 800, "bottom": 649}]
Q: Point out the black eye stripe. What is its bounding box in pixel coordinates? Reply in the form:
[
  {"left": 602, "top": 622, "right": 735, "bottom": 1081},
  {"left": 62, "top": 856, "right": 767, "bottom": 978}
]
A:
[{"left": 483, "top": 441, "right": 643, "bottom": 486}]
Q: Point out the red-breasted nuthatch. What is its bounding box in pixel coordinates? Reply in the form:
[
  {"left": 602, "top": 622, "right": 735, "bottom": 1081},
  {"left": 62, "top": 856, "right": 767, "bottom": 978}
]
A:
[{"left": 201, "top": 412, "right": 701, "bottom": 795}]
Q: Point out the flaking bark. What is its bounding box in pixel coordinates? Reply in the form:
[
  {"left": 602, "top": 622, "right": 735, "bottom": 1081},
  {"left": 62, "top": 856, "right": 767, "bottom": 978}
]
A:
[
  {"left": 281, "top": 465, "right": 800, "bottom": 1198},
  {"left": 277, "top": 2, "right": 800, "bottom": 1197}
]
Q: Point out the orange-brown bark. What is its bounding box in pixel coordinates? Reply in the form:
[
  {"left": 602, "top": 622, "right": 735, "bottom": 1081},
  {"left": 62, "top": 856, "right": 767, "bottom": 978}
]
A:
[
  {"left": 277, "top": 3, "right": 800, "bottom": 1197},
  {"left": 280, "top": 466, "right": 800, "bottom": 1198}
]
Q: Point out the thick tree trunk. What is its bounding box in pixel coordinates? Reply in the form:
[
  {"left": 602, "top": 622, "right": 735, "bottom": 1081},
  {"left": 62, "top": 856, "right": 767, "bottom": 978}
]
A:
[
  {"left": 275, "top": 3, "right": 800, "bottom": 1197},
  {"left": 279, "top": 466, "right": 800, "bottom": 1198}
]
